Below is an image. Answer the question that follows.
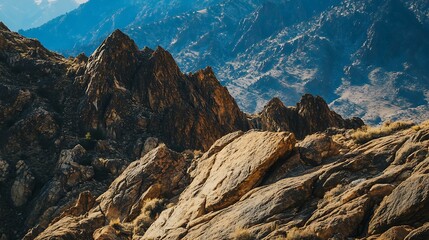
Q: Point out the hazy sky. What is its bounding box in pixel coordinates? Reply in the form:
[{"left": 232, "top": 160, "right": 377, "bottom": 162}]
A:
[
  {"left": 33, "top": 0, "right": 88, "bottom": 4},
  {"left": 0, "top": 0, "right": 88, "bottom": 30}
]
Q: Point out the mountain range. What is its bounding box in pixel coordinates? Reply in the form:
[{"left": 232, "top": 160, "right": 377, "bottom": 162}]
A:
[
  {"left": 0, "top": 0, "right": 85, "bottom": 31},
  {"left": 2, "top": 23, "right": 429, "bottom": 240},
  {"left": 21, "top": 0, "right": 429, "bottom": 124}
]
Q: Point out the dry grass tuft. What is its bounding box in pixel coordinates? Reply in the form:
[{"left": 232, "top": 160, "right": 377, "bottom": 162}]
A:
[
  {"left": 323, "top": 184, "right": 346, "bottom": 201},
  {"left": 230, "top": 228, "right": 254, "bottom": 240},
  {"left": 286, "top": 227, "right": 320, "bottom": 240},
  {"left": 109, "top": 218, "right": 132, "bottom": 236},
  {"left": 412, "top": 120, "right": 429, "bottom": 131},
  {"left": 133, "top": 198, "right": 166, "bottom": 237},
  {"left": 351, "top": 121, "right": 414, "bottom": 144}
]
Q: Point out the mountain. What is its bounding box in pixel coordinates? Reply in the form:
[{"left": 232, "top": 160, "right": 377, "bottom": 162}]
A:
[
  {"left": 0, "top": 24, "right": 364, "bottom": 239},
  {"left": 21, "top": 0, "right": 225, "bottom": 52},
  {"left": 3, "top": 25, "right": 429, "bottom": 240},
  {"left": 20, "top": 0, "right": 429, "bottom": 124},
  {"left": 0, "top": 0, "right": 84, "bottom": 31}
]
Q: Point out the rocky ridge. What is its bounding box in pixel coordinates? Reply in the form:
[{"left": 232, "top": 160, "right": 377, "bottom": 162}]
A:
[
  {"left": 20, "top": 0, "right": 429, "bottom": 123},
  {"left": 2, "top": 24, "right": 427, "bottom": 240}
]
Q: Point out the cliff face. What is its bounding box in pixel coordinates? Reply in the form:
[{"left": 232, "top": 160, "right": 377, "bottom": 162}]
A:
[
  {"left": 78, "top": 29, "right": 249, "bottom": 151},
  {"left": 2, "top": 24, "right": 413, "bottom": 240}
]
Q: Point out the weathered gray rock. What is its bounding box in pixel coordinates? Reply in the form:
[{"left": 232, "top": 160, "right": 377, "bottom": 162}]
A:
[
  {"left": 142, "top": 137, "right": 160, "bottom": 156},
  {"left": 11, "top": 161, "right": 35, "bottom": 207},
  {"left": 0, "top": 160, "right": 9, "bottom": 183},
  {"left": 57, "top": 145, "right": 94, "bottom": 187},
  {"left": 92, "top": 158, "right": 127, "bottom": 176}
]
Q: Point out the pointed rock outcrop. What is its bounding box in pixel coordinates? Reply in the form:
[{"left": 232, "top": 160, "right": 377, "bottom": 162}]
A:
[
  {"left": 0, "top": 22, "right": 10, "bottom": 32},
  {"left": 252, "top": 94, "right": 364, "bottom": 139},
  {"left": 79, "top": 31, "right": 249, "bottom": 150}
]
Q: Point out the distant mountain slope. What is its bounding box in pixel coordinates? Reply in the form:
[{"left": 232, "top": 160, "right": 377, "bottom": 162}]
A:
[
  {"left": 21, "top": 0, "right": 224, "bottom": 52},
  {"left": 0, "top": 0, "right": 82, "bottom": 31},
  {"left": 21, "top": 0, "right": 429, "bottom": 123}
]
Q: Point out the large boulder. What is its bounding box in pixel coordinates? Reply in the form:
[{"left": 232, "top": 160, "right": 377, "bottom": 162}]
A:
[
  {"left": 369, "top": 174, "right": 429, "bottom": 234},
  {"left": 97, "top": 144, "right": 190, "bottom": 221},
  {"left": 145, "top": 130, "right": 296, "bottom": 239}
]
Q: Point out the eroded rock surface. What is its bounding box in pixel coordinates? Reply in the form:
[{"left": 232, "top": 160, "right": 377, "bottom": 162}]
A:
[{"left": 18, "top": 122, "right": 429, "bottom": 240}]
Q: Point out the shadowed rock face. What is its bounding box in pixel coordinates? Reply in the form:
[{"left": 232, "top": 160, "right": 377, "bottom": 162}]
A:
[
  {"left": 252, "top": 95, "right": 364, "bottom": 139},
  {"left": 78, "top": 29, "right": 249, "bottom": 151}
]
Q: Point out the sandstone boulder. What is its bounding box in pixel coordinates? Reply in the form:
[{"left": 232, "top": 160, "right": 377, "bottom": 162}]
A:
[
  {"left": 368, "top": 184, "right": 395, "bottom": 199},
  {"left": 145, "top": 130, "right": 296, "bottom": 239},
  {"left": 298, "top": 133, "right": 340, "bottom": 164},
  {"left": 97, "top": 144, "right": 190, "bottom": 221},
  {"left": 378, "top": 225, "right": 414, "bottom": 240},
  {"left": 405, "top": 223, "right": 429, "bottom": 240},
  {"left": 369, "top": 174, "right": 429, "bottom": 234}
]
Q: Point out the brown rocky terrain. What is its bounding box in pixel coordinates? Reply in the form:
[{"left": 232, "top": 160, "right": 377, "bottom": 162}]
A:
[{"left": 2, "top": 23, "right": 428, "bottom": 240}]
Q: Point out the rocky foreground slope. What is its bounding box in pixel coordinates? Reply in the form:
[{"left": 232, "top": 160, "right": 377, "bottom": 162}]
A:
[
  {"left": 1, "top": 24, "right": 428, "bottom": 240},
  {"left": 25, "top": 122, "right": 429, "bottom": 240}
]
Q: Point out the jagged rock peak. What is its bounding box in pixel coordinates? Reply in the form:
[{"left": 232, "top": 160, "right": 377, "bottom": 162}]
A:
[
  {"left": 297, "top": 94, "right": 330, "bottom": 112},
  {"left": 152, "top": 45, "right": 173, "bottom": 59},
  {"left": 190, "top": 66, "right": 217, "bottom": 81},
  {"left": 141, "top": 46, "right": 154, "bottom": 57},
  {"left": 201, "top": 66, "right": 216, "bottom": 76},
  {"left": 255, "top": 94, "right": 364, "bottom": 139},
  {"left": 0, "top": 22, "right": 10, "bottom": 32},
  {"left": 150, "top": 45, "right": 181, "bottom": 74},
  {"left": 91, "top": 29, "right": 139, "bottom": 58},
  {"left": 75, "top": 53, "right": 88, "bottom": 63},
  {"left": 264, "top": 97, "right": 288, "bottom": 110}
]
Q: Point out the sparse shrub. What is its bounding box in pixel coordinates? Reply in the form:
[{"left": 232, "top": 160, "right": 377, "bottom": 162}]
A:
[
  {"left": 85, "top": 132, "right": 91, "bottom": 141},
  {"left": 323, "top": 184, "right": 346, "bottom": 200},
  {"left": 286, "top": 227, "right": 320, "bottom": 240},
  {"left": 230, "top": 228, "right": 254, "bottom": 240},
  {"left": 412, "top": 120, "right": 429, "bottom": 131},
  {"left": 109, "top": 218, "right": 132, "bottom": 236},
  {"left": 133, "top": 198, "right": 166, "bottom": 237},
  {"left": 351, "top": 121, "right": 414, "bottom": 144}
]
